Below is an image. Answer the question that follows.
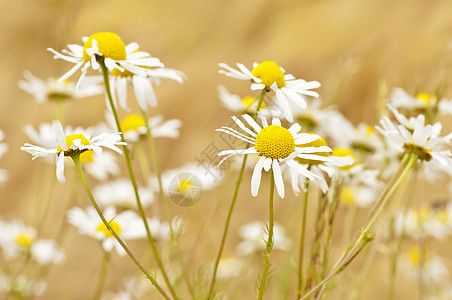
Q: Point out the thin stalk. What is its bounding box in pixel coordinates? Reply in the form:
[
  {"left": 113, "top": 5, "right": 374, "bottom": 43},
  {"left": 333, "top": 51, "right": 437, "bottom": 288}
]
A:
[
  {"left": 305, "top": 192, "right": 328, "bottom": 293},
  {"left": 72, "top": 154, "right": 170, "bottom": 299},
  {"left": 92, "top": 250, "right": 110, "bottom": 300},
  {"left": 100, "top": 60, "right": 178, "bottom": 299},
  {"left": 257, "top": 170, "right": 275, "bottom": 300},
  {"left": 297, "top": 171, "right": 311, "bottom": 299},
  {"left": 140, "top": 108, "right": 172, "bottom": 226},
  {"left": 134, "top": 139, "right": 151, "bottom": 180},
  {"left": 387, "top": 170, "right": 418, "bottom": 300},
  {"left": 54, "top": 97, "right": 65, "bottom": 126},
  {"left": 207, "top": 89, "right": 266, "bottom": 297},
  {"left": 301, "top": 153, "right": 418, "bottom": 300}
]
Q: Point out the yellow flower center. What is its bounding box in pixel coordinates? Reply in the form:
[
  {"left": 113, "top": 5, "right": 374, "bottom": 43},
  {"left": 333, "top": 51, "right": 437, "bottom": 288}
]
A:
[
  {"left": 178, "top": 179, "right": 193, "bottom": 193},
  {"left": 254, "top": 125, "right": 295, "bottom": 160},
  {"left": 120, "top": 114, "right": 146, "bottom": 133},
  {"left": 365, "top": 125, "right": 375, "bottom": 136},
  {"left": 295, "top": 133, "right": 329, "bottom": 165},
  {"left": 332, "top": 148, "right": 357, "bottom": 170},
  {"left": 111, "top": 68, "right": 134, "bottom": 77},
  {"left": 436, "top": 209, "right": 450, "bottom": 224},
  {"left": 414, "top": 206, "right": 431, "bottom": 224},
  {"left": 251, "top": 61, "right": 286, "bottom": 89},
  {"left": 15, "top": 234, "right": 34, "bottom": 248},
  {"left": 83, "top": 32, "right": 127, "bottom": 62},
  {"left": 407, "top": 246, "right": 430, "bottom": 267},
  {"left": 96, "top": 220, "right": 122, "bottom": 238},
  {"left": 340, "top": 186, "right": 355, "bottom": 204},
  {"left": 415, "top": 93, "right": 436, "bottom": 105},
  {"left": 57, "top": 134, "right": 90, "bottom": 153},
  {"left": 80, "top": 150, "right": 94, "bottom": 163}
]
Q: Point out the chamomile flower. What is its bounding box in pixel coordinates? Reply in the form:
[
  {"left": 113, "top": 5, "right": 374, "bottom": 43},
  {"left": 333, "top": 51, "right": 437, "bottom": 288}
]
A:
[
  {"left": 0, "top": 218, "right": 37, "bottom": 258},
  {"left": 218, "top": 61, "right": 320, "bottom": 122},
  {"left": 154, "top": 162, "right": 223, "bottom": 200},
  {"left": 400, "top": 246, "right": 449, "bottom": 286},
  {"left": 30, "top": 240, "right": 65, "bottom": 265},
  {"left": 18, "top": 70, "right": 103, "bottom": 103},
  {"left": 376, "top": 108, "right": 452, "bottom": 166},
  {"left": 0, "top": 275, "right": 46, "bottom": 298},
  {"left": 21, "top": 121, "right": 125, "bottom": 183},
  {"left": 116, "top": 113, "right": 182, "bottom": 143},
  {"left": 109, "top": 44, "right": 184, "bottom": 111},
  {"left": 93, "top": 178, "right": 154, "bottom": 210},
  {"left": 217, "top": 114, "right": 331, "bottom": 198},
  {"left": 216, "top": 256, "right": 245, "bottom": 279},
  {"left": 67, "top": 206, "right": 146, "bottom": 255},
  {"left": 287, "top": 137, "right": 353, "bottom": 194},
  {"left": 47, "top": 32, "right": 162, "bottom": 89},
  {"left": 236, "top": 221, "right": 291, "bottom": 255},
  {"left": 388, "top": 88, "right": 437, "bottom": 112}
]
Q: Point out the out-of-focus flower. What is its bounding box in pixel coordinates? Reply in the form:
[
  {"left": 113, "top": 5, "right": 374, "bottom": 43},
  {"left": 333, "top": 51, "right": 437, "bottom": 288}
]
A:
[
  {"left": 216, "top": 256, "right": 245, "bottom": 279},
  {"left": 94, "top": 179, "right": 154, "bottom": 210},
  {"left": 67, "top": 206, "right": 147, "bottom": 256},
  {"left": 18, "top": 70, "right": 103, "bottom": 103},
  {"left": 236, "top": 221, "right": 291, "bottom": 255},
  {"left": 0, "top": 275, "right": 46, "bottom": 298}
]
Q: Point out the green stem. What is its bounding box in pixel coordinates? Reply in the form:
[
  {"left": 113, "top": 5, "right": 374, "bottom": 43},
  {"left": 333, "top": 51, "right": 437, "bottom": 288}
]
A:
[
  {"left": 207, "top": 89, "right": 266, "bottom": 297},
  {"left": 257, "top": 170, "right": 275, "bottom": 300},
  {"left": 301, "top": 153, "right": 418, "bottom": 300},
  {"left": 71, "top": 155, "right": 171, "bottom": 300},
  {"left": 297, "top": 171, "right": 311, "bottom": 299},
  {"left": 55, "top": 97, "right": 65, "bottom": 126},
  {"left": 92, "top": 250, "right": 110, "bottom": 300},
  {"left": 100, "top": 60, "right": 178, "bottom": 299},
  {"left": 140, "top": 108, "right": 172, "bottom": 228},
  {"left": 134, "top": 139, "right": 151, "bottom": 180}
]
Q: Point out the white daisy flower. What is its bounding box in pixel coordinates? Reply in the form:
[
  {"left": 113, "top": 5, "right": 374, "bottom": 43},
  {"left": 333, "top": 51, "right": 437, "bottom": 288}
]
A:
[
  {"left": 67, "top": 206, "right": 147, "bottom": 256},
  {"left": 21, "top": 121, "right": 125, "bottom": 183},
  {"left": 0, "top": 275, "right": 46, "bottom": 298},
  {"left": 114, "top": 113, "right": 182, "bottom": 143},
  {"left": 217, "top": 85, "right": 281, "bottom": 117},
  {"left": 236, "top": 221, "right": 291, "bottom": 255},
  {"left": 400, "top": 246, "right": 449, "bottom": 287},
  {"left": 30, "top": 239, "right": 65, "bottom": 265},
  {"left": 154, "top": 162, "right": 223, "bottom": 200},
  {"left": 23, "top": 122, "right": 121, "bottom": 181},
  {"left": 47, "top": 32, "right": 163, "bottom": 89},
  {"left": 287, "top": 137, "right": 354, "bottom": 194},
  {"left": 109, "top": 45, "right": 184, "bottom": 111},
  {"left": 388, "top": 88, "right": 437, "bottom": 112},
  {"left": 216, "top": 256, "right": 244, "bottom": 279},
  {"left": 0, "top": 218, "right": 37, "bottom": 258},
  {"left": 218, "top": 61, "right": 321, "bottom": 122},
  {"left": 18, "top": 70, "right": 103, "bottom": 103},
  {"left": 376, "top": 108, "right": 452, "bottom": 166},
  {"left": 216, "top": 114, "right": 331, "bottom": 198},
  {"left": 93, "top": 178, "right": 154, "bottom": 210}
]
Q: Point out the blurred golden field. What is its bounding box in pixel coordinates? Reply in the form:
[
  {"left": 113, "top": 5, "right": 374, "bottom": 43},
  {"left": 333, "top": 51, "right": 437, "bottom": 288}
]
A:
[{"left": 2, "top": 0, "right": 452, "bottom": 299}]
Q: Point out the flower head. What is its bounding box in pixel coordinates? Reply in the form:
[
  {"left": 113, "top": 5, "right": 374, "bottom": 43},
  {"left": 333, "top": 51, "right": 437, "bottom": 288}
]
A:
[
  {"left": 21, "top": 121, "right": 125, "bottom": 183},
  {"left": 47, "top": 32, "right": 163, "bottom": 90},
  {"left": 216, "top": 114, "right": 331, "bottom": 198},
  {"left": 218, "top": 62, "right": 320, "bottom": 122},
  {"left": 18, "top": 70, "right": 103, "bottom": 103}
]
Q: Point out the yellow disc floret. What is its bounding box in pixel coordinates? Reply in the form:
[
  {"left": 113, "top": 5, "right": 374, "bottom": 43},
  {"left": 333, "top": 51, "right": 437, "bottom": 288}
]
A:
[
  {"left": 83, "top": 32, "right": 127, "bottom": 62},
  {"left": 15, "top": 234, "right": 34, "bottom": 248},
  {"left": 295, "top": 133, "right": 329, "bottom": 165},
  {"left": 251, "top": 61, "right": 286, "bottom": 89},
  {"left": 120, "top": 114, "right": 146, "bottom": 133},
  {"left": 415, "top": 93, "right": 437, "bottom": 105},
  {"left": 57, "top": 134, "right": 90, "bottom": 153},
  {"left": 80, "top": 150, "right": 94, "bottom": 163},
  {"left": 255, "top": 125, "right": 295, "bottom": 160},
  {"left": 96, "top": 220, "right": 122, "bottom": 238},
  {"left": 178, "top": 179, "right": 193, "bottom": 193},
  {"left": 340, "top": 186, "right": 355, "bottom": 204},
  {"left": 332, "top": 148, "right": 357, "bottom": 170}
]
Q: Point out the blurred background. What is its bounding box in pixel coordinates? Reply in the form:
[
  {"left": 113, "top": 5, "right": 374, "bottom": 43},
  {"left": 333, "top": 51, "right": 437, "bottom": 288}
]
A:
[{"left": 2, "top": 0, "right": 452, "bottom": 299}]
